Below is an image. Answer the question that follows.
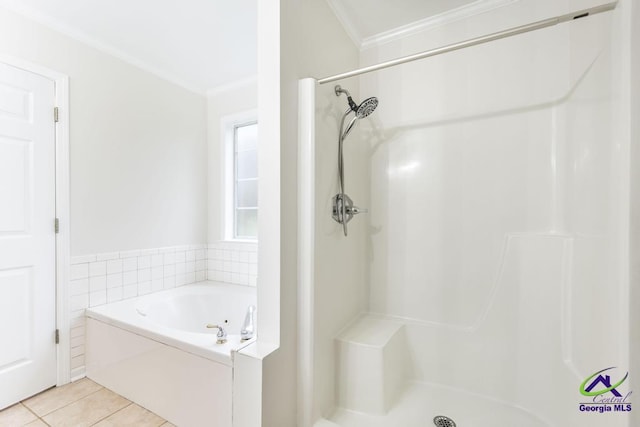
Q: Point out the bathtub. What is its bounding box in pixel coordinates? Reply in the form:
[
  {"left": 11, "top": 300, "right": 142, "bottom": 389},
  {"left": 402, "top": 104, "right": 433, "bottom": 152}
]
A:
[{"left": 85, "top": 281, "right": 256, "bottom": 427}]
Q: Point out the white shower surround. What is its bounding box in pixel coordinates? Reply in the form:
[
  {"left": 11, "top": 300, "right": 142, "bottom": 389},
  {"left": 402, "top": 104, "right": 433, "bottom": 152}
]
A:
[{"left": 299, "top": 1, "right": 633, "bottom": 426}]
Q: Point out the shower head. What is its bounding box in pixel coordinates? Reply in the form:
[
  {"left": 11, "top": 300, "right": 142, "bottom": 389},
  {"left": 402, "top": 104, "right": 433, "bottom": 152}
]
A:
[
  {"left": 356, "top": 97, "right": 378, "bottom": 118},
  {"left": 335, "top": 85, "right": 378, "bottom": 119}
]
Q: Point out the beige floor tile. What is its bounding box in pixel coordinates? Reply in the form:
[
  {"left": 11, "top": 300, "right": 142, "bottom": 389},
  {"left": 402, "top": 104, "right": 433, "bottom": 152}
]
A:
[
  {"left": 24, "top": 419, "right": 48, "bottom": 426},
  {"left": 94, "top": 403, "right": 165, "bottom": 427},
  {"left": 23, "top": 378, "right": 103, "bottom": 417},
  {"left": 0, "top": 403, "right": 37, "bottom": 426},
  {"left": 160, "top": 423, "right": 176, "bottom": 427},
  {"left": 42, "top": 388, "right": 129, "bottom": 427}
]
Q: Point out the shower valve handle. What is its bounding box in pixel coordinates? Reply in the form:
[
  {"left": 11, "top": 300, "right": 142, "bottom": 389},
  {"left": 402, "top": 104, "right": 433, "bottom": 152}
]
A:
[
  {"left": 347, "top": 206, "right": 368, "bottom": 215},
  {"left": 332, "top": 193, "right": 368, "bottom": 236}
]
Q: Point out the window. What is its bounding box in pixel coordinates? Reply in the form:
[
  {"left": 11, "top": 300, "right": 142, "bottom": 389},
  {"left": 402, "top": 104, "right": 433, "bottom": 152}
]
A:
[
  {"left": 222, "top": 112, "right": 258, "bottom": 241},
  {"left": 233, "top": 121, "right": 258, "bottom": 239}
]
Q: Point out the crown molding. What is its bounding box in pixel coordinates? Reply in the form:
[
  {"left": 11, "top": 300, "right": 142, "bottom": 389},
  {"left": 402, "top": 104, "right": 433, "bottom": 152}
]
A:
[
  {"left": 206, "top": 75, "right": 258, "bottom": 97},
  {"left": 0, "top": 3, "right": 207, "bottom": 95},
  {"left": 326, "top": 0, "right": 521, "bottom": 52},
  {"left": 362, "top": 0, "right": 521, "bottom": 50}
]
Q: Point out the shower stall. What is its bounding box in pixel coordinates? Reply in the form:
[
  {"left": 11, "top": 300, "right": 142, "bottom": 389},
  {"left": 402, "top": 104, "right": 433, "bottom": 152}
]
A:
[{"left": 298, "top": 1, "right": 634, "bottom": 426}]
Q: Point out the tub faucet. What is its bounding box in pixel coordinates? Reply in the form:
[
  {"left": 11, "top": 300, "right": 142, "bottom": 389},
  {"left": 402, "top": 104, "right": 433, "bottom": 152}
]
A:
[
  {"left": 241, "top": 305, "right": 256, "bottom": 341},
  {"left": 206, "top": 322, "right": 228, "bottom": 344}
]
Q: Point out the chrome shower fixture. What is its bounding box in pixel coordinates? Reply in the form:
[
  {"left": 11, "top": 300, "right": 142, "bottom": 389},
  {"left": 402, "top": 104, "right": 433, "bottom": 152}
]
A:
[
  {"left": 332, "top": 193, "right": 367, "bottom": 228},
  {"left": 356, "top": 96, "right": 378, "bottom": 119},
  {"left": 335, "top": 85, "right": 379, "bottom": 119},
  {"left": 333, "top": 85, "right": 378, "bottom": 236},
  {"left": 335, "top": 85, "right": 379, "bottom": 140},
  {"left": 334, "top": 85, "right": 359, "bottom": 112},
  {"left": 334, "top": 85, "right": 378, "bottom": 140}
]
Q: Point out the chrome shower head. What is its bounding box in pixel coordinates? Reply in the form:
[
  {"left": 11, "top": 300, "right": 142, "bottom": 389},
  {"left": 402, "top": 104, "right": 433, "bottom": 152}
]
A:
[
  {"left": 335, "top": 85, "right": 378, "bottom": 119},
  {"left": 356, "top": 97, "right": 378, "bottom": 118}
]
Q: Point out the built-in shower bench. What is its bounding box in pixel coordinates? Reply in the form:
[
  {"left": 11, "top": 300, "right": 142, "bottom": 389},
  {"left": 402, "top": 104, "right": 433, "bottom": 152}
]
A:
[{"left": 335, "top": 315, "right": 408, "bottom": 414}]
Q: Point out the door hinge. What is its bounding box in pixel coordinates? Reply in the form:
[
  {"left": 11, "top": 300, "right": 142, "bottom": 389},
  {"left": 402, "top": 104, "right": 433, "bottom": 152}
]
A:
[
  {"left": 55, "top": 329, "right": 59, "bottom": 344},
  {"left": 54, "top": 218, "right": 59, "bottom": 234},
  {"left": 54, "top": 107, "right": 59, "bottom": 123}
]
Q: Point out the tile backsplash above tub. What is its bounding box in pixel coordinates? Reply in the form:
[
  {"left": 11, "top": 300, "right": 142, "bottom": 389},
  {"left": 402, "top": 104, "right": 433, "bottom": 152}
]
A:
[
  {"left": 70, "top": 244, "right": 207, "bottom": 308},
  {"left": 206, "top": 241, "right": 258, "bottom": 287}
]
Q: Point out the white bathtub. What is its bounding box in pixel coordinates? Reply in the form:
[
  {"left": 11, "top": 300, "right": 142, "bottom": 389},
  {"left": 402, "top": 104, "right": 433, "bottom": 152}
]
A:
[
  {"left": 86, "top": 281, "right": 256, "bottom": 365},
  {"left": 85, "top": 281, "right": 256, "bottom": 427}
]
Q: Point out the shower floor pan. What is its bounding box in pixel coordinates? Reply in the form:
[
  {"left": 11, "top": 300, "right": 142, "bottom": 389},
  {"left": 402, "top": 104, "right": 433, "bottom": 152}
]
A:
[{"left": 326, "top": 381, "right": 548, "bottom": 427}]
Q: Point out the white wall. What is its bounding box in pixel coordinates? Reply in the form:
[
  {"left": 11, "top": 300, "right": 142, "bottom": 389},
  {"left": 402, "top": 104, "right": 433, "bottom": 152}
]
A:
[
  {"left": 207, "top": 82, "right": 258, "bottom": 243},
  {"left": 0, "top": 7, "right": 208, "bottom": 256},
  {"left": 258, "top": 0, "right": 360, "bottom": 425}
]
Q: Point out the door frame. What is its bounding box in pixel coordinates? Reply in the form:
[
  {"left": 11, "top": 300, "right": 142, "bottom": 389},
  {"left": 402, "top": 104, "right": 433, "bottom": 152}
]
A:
[{"left": 0, "top": 55, "right": 71, "bottom": 387}]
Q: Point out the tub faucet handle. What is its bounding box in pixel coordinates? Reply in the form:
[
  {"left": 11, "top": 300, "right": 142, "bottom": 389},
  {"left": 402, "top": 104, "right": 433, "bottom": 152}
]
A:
[
  {"left": 241, "top": 305, "right": 256, "bottom": 341},
  {"left": 206, "top": 321, "right": 228, "bottom": 344}
]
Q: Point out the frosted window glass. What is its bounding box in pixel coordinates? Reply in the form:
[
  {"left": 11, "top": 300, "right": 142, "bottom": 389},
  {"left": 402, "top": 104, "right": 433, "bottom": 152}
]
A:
[
  {"left": 236, "top": 124, "right": 257, "bottom": 151},
  {"left": 237, "top": 180, "right": 258, "bottom": 208},
  {"left": 233, "top": 121, "right": 258, "bottom": 240},
  {"left": 237, "top": 150, "right": 257, "bottom": 180},
  {"left": 236, "top": 209, "right": 258, "bottom": 239}
]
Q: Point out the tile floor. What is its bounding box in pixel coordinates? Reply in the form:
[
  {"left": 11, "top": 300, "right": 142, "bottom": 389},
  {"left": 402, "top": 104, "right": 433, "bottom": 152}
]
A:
[{"left": 0, "top": 378, "right": 174, "bottom": 427}]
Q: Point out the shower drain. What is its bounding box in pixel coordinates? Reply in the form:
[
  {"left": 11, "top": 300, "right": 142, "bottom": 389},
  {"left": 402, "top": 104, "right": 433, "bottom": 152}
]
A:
[{"left": 433, "top": 415, "right": 457, "bottom": 427}]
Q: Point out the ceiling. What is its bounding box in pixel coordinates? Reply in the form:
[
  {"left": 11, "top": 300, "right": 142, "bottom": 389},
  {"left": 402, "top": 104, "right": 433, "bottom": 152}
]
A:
[
  {"left": 0, "top": 0, "right": 257, "bottom": 94},
  {"left": 0, "top": 0, "right": 506, "bottom": 93},
  {"left": 326, "top": 0, "right": 484, "bottom": 47}
]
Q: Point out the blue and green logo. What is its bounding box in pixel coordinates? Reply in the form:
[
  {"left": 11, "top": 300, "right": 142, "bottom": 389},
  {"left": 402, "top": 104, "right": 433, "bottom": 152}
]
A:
[
  {"left": 580, "top": 367, "right": 629, "bottom": 397},
  {"left": 578, "top": 367, "right": 632, "bottom": 414}
]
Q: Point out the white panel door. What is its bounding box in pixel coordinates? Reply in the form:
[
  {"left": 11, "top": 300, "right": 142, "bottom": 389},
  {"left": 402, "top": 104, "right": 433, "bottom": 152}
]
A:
[{"left": 0, "top": 62, "right": 56, "bottom": 409}]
